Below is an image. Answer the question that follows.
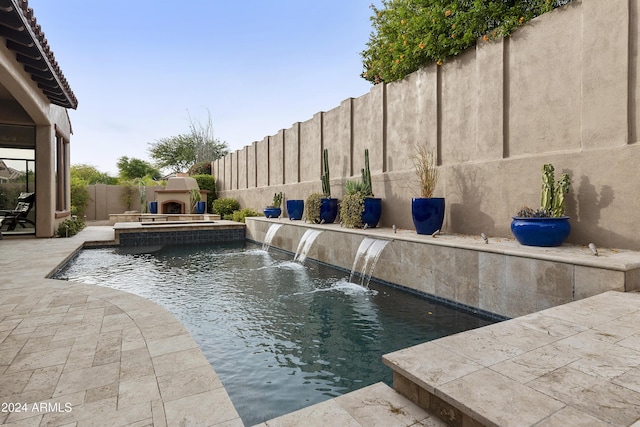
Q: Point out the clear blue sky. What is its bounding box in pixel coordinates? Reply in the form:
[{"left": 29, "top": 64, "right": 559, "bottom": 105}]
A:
[{"left": 27, "top": 1, "right": 379, "bottom": 175}]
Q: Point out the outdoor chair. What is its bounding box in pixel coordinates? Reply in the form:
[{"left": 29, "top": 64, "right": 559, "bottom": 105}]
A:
[{"left": 0, "top": 192, "right": 36, "bottom": 231}]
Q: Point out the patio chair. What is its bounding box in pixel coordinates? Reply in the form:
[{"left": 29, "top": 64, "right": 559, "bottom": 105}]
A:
[{"left": 0, "top": 192, "right": 36, "bottom": 231}]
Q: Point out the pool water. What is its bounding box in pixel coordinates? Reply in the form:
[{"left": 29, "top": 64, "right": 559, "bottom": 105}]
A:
[{"left": 54, "top": 242, "right": 494, "bottom": 425}]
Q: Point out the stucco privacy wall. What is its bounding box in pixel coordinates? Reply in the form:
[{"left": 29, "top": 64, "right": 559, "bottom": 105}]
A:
[
  {"left": 85, "top": 185, "right": 162, "bottom": 221},
  {"left": 215, "top": 0, "right": 640, "bottom": 250}
]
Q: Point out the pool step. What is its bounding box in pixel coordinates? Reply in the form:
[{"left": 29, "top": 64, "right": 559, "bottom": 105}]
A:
[{"left": 256, "top": 382, "right": 446, "bottom": 426}]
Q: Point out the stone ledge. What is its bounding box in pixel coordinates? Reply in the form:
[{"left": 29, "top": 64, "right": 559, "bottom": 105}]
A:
[{"left": 383, "top": 291, "right": 640, "bottom": 426}]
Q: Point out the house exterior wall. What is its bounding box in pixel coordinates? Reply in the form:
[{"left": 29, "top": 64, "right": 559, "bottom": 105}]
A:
[
  {"left": 214, "top": 0, "right": 640, "bottom": 251},
  {"left": 0, "top": 38, "right": 74, "bottom": 237}
]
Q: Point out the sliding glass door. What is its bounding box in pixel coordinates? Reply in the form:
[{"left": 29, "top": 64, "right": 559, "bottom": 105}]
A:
[{"left": 1, "top": 124, "right": 36, "bottom": 235}]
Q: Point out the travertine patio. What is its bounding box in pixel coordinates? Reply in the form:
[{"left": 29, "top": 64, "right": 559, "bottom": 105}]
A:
[{"left": 2, "top": 226, "right": 640, "bottom": 426}]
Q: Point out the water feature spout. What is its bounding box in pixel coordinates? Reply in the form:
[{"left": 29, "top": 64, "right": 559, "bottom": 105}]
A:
[
  {"left": 262, "top": 224, "right": 284, "bottom": 251},
  {"left": 294, "top": 229, "right": 323, "bottom": 263},
  {"left": 349, "top": 237, "right": 390, "bottom": 288}
]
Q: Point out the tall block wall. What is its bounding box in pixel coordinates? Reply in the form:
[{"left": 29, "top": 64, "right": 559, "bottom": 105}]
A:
[{"left": 214, "top": 0, "right": 640, "bottom": 251}]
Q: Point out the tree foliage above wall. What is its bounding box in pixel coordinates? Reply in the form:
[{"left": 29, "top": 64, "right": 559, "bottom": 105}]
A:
[
  {"left": 116, "top": 156, "right": 161, "bottom": 181},
  {"left": 148, "top": 111, "right": 229, "bottom": 174},
  {"left": 361, "top": 0, "right": 572, "bottom": 84}
]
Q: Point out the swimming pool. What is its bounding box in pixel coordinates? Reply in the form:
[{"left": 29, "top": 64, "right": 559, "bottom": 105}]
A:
[{"left": 53, "top": 242, "right": 494, "bottom": 425}]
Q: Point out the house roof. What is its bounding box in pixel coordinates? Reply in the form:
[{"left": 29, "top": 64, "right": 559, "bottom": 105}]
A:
[
  {"left": 0, "top": 0, "right": 77, "bottom": 109},
  {"left": 0, "top": 159, "right": 23, "bottom": 180}
]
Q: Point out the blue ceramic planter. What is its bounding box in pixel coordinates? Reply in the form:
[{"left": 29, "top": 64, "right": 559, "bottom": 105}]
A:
[
  {"left": 412, "top": 198, "right": 445, "bottom": 235},
  {"left": 148, "top": 201, "right": 158, "bottom": 214},
  {"left": 511, "top": 216, "right": 571, "bottom": 247},
  {"left": 286, "top": 200, "right": 304, "bottom": 220},
  {"left": 195, "top": 201, "right": 207, "bottom": 214},
  {"left": 362, "top": 198, "right": 382, "bottom": 228},
  {"left": 263, "top": 207, "right": 282, "bottom": 218},
  {"left": 320, "top": 198, "right": 338, "bottom": 224}
]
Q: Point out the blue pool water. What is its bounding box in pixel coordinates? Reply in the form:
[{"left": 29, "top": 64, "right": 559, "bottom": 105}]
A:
[{"left": 54, "top": 242, "right": 494, "bottom": 425}]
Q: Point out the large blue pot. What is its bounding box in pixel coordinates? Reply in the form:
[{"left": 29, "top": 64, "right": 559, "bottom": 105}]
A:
[
  {"left": 286, "top": 200, "right": 304, "bottom": 220},
  {"left": 362, "top": 198, "right": 382, "bottom": 228},
  {"left": 148, "top": 201, "right": 158, "bottom": 214},
  {"left": 263, "top": 207, "right": 282, "bottom": 218},
  {"left": 195, "top": 201, "right": 207, "bottom": 214},
  {"left": 412, "top": 198, "right": 445, "bottom": 235},
  {"left": 320, "top": 198, "right": 338, "bottom": 224},
  {"left": 511, "top": 216, "right": 571, "bottom": 247}
]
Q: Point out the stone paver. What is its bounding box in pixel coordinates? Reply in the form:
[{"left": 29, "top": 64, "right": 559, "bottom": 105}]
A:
[
  {"left": 0, "top": 227, "right": 241, "bottom": 426},
  {"left": 384, "top": 291, "right": 640, "bottom": 426}
]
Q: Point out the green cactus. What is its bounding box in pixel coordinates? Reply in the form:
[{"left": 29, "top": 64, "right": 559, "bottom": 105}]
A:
[
  {"left": 362, "top": 149, "right": 373, "bottom": 197},
  {"left": 538, "top": 164, "right": 570, "bottom": 217},
  {"left": 321, "top": 148, "right": 331, "bottom": 197},
  {"left": 541, "top": 163, "right": 555, "bottom": 214},
  {"left": 551, "top": 172, "right": 570, "bottom": 217},
  {"left": 270, "top": 192, "right": 282, "bottom": 208}
]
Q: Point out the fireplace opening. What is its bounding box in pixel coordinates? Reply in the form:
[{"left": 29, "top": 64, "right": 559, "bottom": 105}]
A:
[{"left": 162, "top": 201, "right": 184, "bottom": 214}]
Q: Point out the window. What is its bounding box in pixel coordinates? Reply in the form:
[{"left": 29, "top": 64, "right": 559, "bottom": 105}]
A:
[{"left": 55, "top": 133, "right": 69, "bottom": 212}]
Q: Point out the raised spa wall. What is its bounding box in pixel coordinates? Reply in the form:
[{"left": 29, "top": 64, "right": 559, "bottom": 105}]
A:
[{"left": 246, "top": 218, "right": 640, "bottom": 319}]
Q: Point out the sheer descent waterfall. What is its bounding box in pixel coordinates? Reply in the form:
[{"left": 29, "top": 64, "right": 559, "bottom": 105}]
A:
[
  {"left": 349, "top": 237, "right": 390, "bottom": 288},
  {"left": 262, "top": 224, "right": 283, "bottom": 251},
  {"left": 294, "top": 229, "right": 323, "bottom": 263}
]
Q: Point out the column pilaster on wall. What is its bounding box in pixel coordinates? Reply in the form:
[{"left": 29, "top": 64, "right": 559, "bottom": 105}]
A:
[
  {"left": 256, "top": 136, "right": 269, "bottom": 187},
  {"left": 224, "top": 153, "right": 232, "bottom": 191},
  {"left": 476, "top": 37, "right": 505, "bottom": 161},
  {"left": 269, "top": 130, "right": 285, "bottom": 186},
  {"left": 299, "top": 112, "right": 323, "bottom": 184},
  {"left": 581, "top": 0, "right": 630, "bottom": 148},
  {"left": 35, "top": 125, "right": 54, "bottom": 237},
  {"left": 353, "top": 83, "right": 384, "bottom": 174},
  {"left": 323, "top": 98, "right": 352, "bottom": 180},
  {"left": 238, "top": 147, "right": 248, "bottom": 190},
  {"left": 248, "top": 142, "right": 257, "bottom": 188},
  {"left": 284, "top": 122, "right": 301, "bottom": 184}
]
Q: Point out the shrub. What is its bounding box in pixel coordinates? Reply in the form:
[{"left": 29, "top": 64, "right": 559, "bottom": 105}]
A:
[
  {"left": 305, "top": 193, "right": 323, "bottom": 224},
  {"left": 119, "top": 181, "right": 137, "bottom": 211},
  {"left": 340, "top": 192, "right": 365, "bottom": 229},
  {"left": 188, "top": 161, "right": 212, "bottom": 176},
  {"left": 56, "top": 216, "right": 85, "bottom": 237},
  {"left": 361, "top": 0, "right": 572, "bottom": 84},
  {"left": 70, "top": 176, "right": 90, "bottom": 216},
  {"left": 193, "top": 174, "right": 217, "bottom": 212},
  {"left": 231, "top": 208, "right": 263, "bottom": 223},
  {"left": 213, "top": 198, "right": 240, "bottom": 217}
]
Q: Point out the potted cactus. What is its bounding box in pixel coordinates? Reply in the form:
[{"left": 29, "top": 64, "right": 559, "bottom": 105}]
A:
[
  {"left": 411, "top": 144, "right": 444, "bottom": 235},
  {"left": 305, "top": 148, "right": 338, "bottom": 224},
  {"left": 340, "top": 149, "right": 381, "bottom": 228},
  {"left": 264, "top": 192, "right": 283, "bottom": 218},
  {"left": 511, "top": 164, "right": 571, "bottom": 247}
]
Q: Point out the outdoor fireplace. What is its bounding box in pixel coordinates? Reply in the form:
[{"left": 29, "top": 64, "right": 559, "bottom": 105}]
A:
[{"left": 154, "top": 176, "right": 207, "bottom": 215}]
